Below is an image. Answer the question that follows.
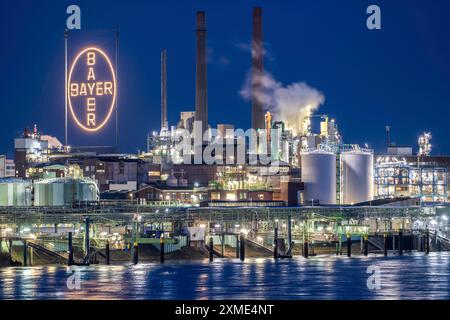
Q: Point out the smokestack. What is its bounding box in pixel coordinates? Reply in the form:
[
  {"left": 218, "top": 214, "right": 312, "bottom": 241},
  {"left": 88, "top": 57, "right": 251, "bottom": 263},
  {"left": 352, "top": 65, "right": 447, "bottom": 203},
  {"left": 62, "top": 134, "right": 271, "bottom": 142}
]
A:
[
  {"left": 161, "top": 49, "right": 168, "bottom": 130},
  {"left": 252, "top": 7, "right": 264, "bottom": 130},
  {"left": 386, "top": 125, "right": 391, "bottom": 147},
  {"left": 195, "top": 11, "right": 208, "bottom": 132}
]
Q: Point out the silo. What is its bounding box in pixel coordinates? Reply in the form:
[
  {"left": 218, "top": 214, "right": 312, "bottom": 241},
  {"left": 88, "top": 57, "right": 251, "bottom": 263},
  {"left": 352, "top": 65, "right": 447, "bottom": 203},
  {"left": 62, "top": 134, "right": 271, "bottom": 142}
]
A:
[
  {"left": 33, "top": 178, "right": 99, "bottom": 206},
  {"left": 0, "top": 178, "right": 32, "bottom": 206},
  {"left": 341, "top": 150, "right": 374, "bottom": 204},
  {"left": 52, "top": 181, "right": 65, "bottom": 206},
  {"left": 301, "top": 150, "right": 336, "bottom": 205}
]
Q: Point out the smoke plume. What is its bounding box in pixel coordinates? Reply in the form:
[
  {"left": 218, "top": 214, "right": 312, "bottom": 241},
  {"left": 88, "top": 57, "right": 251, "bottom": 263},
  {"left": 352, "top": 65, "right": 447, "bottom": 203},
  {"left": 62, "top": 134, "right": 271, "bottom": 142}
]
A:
[{"left": 240, "top": 71, "right": 325, "bottom": 135}]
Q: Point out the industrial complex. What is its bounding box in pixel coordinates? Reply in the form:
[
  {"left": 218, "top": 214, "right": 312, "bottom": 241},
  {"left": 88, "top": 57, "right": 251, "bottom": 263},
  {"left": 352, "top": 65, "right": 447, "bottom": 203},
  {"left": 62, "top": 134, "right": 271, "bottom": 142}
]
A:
[{"left": 1, "top": 7, "right": 450, "bottom": 267}]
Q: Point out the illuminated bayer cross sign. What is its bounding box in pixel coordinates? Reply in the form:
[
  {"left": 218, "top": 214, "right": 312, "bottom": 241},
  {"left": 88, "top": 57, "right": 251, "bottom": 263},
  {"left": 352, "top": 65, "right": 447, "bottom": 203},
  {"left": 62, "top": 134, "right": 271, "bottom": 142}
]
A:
[{"left": 68, "top": 47, "right": 116, "bottom": 132}]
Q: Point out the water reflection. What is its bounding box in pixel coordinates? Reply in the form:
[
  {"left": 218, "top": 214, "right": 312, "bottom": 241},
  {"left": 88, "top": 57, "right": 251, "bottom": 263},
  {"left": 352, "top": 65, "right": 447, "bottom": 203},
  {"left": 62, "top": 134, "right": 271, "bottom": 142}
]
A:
[{"left": 0, "top": 253, "right": 449, "bottom": 300}]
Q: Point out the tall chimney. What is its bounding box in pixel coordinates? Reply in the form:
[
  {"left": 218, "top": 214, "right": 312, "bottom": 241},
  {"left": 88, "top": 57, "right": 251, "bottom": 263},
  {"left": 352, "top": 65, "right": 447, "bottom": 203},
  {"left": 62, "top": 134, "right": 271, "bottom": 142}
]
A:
[
  {"left": 161, "top": 49, "right": 168, "bottom": 130},
  {"left": 195, "top": 11, "right": 208, "bottom": 132},
  {"left": 252, "top": 7, "right": 264, "bottom": 130}
]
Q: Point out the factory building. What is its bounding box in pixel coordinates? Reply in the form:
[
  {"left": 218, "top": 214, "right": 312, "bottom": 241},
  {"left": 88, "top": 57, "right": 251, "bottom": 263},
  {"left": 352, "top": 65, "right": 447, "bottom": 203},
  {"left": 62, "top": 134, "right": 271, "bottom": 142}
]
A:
[
  {"left": 375, "top": 132, "right": 449, "bottom": 202},
  {"left": 14, "top": 125, "right": 63, "bottom": 178},
  {"left": 374, "top": 156, "right": 448, "bottom": 202},
  {"left": 134, "top": 183, "right": 207, "bottom": 205},
  {"left": 67, "top": 155, "right": 162, "bottom": 192}
]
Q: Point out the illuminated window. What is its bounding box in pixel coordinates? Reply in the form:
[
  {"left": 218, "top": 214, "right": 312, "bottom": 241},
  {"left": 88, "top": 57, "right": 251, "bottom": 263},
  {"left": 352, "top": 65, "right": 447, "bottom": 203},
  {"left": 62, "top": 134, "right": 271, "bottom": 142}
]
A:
[{"left": 226, "top": 193, "right": 237, "bottom": 201}]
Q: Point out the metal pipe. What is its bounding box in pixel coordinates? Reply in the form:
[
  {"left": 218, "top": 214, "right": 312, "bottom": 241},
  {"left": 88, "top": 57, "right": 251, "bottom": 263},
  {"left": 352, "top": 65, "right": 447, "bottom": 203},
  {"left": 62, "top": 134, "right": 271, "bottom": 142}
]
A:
[
  {"left": 64, "top": 29, "right": 68, "bottom": 146},
  {"left": 161, "top": 49, "right": 168, "bottom": 130},
  {"left": 115, "top": 25, "right": 119, "bottom": 148}
]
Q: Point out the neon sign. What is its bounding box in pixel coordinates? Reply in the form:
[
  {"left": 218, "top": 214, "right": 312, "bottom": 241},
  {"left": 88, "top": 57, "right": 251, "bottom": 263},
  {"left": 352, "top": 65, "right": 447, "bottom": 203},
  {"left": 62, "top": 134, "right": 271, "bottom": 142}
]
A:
[{"left": 68, "top": 47, "right": 116, "bottom": 132}]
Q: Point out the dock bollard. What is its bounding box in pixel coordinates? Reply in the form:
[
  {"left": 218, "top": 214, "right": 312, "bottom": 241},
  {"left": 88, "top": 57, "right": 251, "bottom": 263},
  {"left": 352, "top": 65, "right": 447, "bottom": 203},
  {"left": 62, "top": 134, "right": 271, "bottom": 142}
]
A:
[
  {"left": 209, "top": 237, "right": 214, "bottom": 262},
  {"left": 426, "top": 230, "right": 430, "bottom": 255},
  {"left": 364, "top": 235, "right": 369, "bottom": 256},
  {"left": 421, "top": 234, "right": 427, "bottom": 252},
  {"left": 105, "top": 241, "right": 110, "bottom": 265},
  {"left": 8, "top": 238, "right": 12, "bottom": 258},
  {"left": 68, "top": 232, "right": 74, "bottom": 266},
  {"left": 347, "top": 234, "right": 352, "bottom": 257},
  {"left": 23, "top": 240, "right": 27, "bottom": 267},
  {"left": 398, "top": 231, "right": 403, "bottom": 255},
  {"left": 239, "top": 233, "right": 245, "bottom": 262},
  {"left": 383, "top": 232, "right": 388, "bottom": 256},
  {"left": 29, "top": 247, "right": 33, "bottom": 266},
  {"left": 160, "top": 235, "right": 165, "bottom": 264},
  {"left": 303, "top": 240, "right": 309, "bottom": 258},
  {"left": 133, "top": 241, "right": 139, "bottom": 264}
]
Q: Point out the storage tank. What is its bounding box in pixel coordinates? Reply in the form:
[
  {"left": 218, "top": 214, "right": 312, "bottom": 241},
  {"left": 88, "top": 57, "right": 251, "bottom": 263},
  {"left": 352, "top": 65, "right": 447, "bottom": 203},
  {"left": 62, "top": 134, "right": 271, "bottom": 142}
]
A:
[
  {"left": 301, "top": 150, "right": 336, "bottom": 205},
  {"left": 341, "top": 150, "right": 374, "bottom": 204},
  {"left": 33, "top": 178, "right": 99, "bottom": 206},
  {"left": 0, "top": 178, "right": 32, "bottom": 206}
]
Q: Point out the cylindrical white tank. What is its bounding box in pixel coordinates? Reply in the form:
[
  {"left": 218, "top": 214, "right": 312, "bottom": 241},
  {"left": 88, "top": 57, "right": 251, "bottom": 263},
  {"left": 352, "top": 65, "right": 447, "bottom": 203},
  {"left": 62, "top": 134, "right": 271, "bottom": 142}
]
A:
[
  {"left": 341, "top": 150, "right": 374, "bottom": 204},
  {"left": 301, "top": 150, "right": 336, "bottom": 205},
  {"left": 33, "top": 178, "right": 99, "bottom": 206},
  {"left": 0, "top": 178, "right": 32, "bottom": 206}
]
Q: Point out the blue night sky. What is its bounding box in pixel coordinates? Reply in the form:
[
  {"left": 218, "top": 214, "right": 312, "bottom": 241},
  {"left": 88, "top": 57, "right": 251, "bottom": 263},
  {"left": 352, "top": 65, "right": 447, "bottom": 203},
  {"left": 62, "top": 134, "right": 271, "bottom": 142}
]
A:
[{"left": 1, "top": 0, "right": 450, "bottom": 157}]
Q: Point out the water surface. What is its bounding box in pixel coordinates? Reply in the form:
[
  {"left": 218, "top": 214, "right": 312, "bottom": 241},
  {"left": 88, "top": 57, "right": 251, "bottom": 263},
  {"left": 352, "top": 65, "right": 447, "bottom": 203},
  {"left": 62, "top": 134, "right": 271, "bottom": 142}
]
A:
[{"left": 1, "top": 253, "right": 449, "bottom": 300}]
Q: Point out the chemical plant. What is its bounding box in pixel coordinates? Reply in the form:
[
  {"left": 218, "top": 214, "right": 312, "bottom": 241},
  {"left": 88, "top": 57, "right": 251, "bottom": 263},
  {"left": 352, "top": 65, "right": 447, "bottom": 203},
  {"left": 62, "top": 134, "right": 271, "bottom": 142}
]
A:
[{"left": 1, "top": 7, "right": 450, "bottom": 267}]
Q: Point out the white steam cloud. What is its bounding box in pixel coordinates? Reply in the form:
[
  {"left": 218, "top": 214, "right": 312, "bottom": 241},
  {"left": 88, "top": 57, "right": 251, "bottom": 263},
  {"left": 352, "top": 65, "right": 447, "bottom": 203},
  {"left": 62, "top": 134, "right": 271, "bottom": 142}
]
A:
[{"left": 240, "top": 71, "right": 325, "bottom": 135}]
